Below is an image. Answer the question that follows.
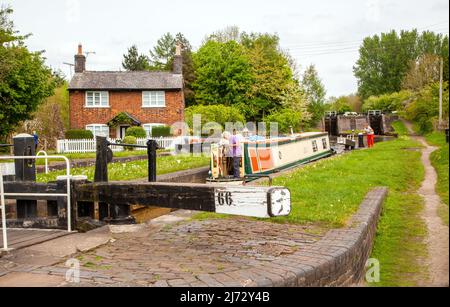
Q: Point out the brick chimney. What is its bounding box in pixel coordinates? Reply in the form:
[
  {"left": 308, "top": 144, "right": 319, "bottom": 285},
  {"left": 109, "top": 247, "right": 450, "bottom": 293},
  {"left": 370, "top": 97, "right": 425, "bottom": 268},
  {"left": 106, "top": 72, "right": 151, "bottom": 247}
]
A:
[
  {"left": 74, "top": 43, "right": 86, "bottom": 73},
  {"left": 172, "top": 42, "right": 183, "bottom": 75}
]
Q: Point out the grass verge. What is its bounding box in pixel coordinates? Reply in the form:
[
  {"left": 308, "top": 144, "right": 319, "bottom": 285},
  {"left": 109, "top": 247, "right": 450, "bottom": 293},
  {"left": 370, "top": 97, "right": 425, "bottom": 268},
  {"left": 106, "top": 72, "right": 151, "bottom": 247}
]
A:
[
  {"left": 1, "top": 149, "right": 169, "bottom": 165},
  {"left": 370, "top": 191, "right": 428, "bottom": 286},
  {"left": 391, "top": 120, "right": 408, "bottom": 136},
  {"left": 425, "top": 131, "right": 449, "bottom": 225},
  {"left": 36, "top": 154, "right": 210, "bottom": 182},
  {"left": 196, "top": 137, "right": 424, "bottom": 227},
  {"left": 195, "top": 137, "right": 429, "bottom": 286}
]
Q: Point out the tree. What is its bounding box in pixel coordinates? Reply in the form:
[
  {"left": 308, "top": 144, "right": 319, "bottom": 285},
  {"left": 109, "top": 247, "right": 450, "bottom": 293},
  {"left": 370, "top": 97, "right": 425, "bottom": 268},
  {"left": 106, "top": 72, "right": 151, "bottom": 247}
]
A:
[
  {"left": 192, "top": 40, "right": 253, "bottom": 106},
  {"left": 301, "top": 65, "right": 326, "bottom": 125},
  {"left": 0, "top": 6, "right": 55, "bottom": 141},
  {"left": 122, "top": 45, "right": 150, "bottom": 71},
  {"left": 149, "top": 33, "right": 176, "bottom": 70},
  {"left": 207, "top": 26, "right": 241, "bottom": 44},
  {"left": 184, "top": 105, "right": 245, "bottom": 130},
  {"left": 402, "top": 53, "right": 441, "bottom": 91},
  {"left": 195, "top": 29, "right": 302, "bottom": 122},
  {"left": 265, "top": 108, "right": 307, "bottom": 134},
  {"left": 363, "top": 90, "right": 414, "bottom": 113},
  {"left": 147, "top": 33, "right": 196, "bottom": 106},
  {"left": 175, "top": 33, "right": 196, "bottom": 107},
  {"left": 240, "top": 33, "right": 295, "bottom": 121},
  {"left": 22, "top": 97, "right": 65, "bottom": 150},
  {"left": 404, "top": 82, "right": 449, "bottom": 134},
  {"left": 279, "top": 82, "right": 310, "bottom": 120},
  {"left": 326, "top": 95, "right": 362, "bottom": 113},
  {"left": 354, "top": 30, "right": 449, "bottom": 99},
  {"left": 326, "top": 96, "right": 352, "bottom": 113}
]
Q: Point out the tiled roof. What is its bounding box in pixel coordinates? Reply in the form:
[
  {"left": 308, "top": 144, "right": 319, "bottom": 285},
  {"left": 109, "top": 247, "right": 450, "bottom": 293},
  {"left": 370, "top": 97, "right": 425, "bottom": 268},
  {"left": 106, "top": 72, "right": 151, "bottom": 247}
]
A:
[{"left": 68, "top": 71, "right": 183, "bottom": 90}]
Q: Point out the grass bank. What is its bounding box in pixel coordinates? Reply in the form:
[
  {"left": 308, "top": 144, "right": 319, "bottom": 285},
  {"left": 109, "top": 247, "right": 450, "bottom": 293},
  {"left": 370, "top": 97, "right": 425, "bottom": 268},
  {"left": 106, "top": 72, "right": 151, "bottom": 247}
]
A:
[
  {"left": 370, "top": 191, "right": 428, "bottom": 286},
  {"left": 37, "top": 154, "right": 209, "bottom": 182},
  {"left": 198, "top": 137, "right": 424, "bottom": 227},
  {"left": 195, "top": 136, "right": 428, "bottom": 286},
  {"left": 391, "top": 120, "right": 409, "bottom": 136},
  {"left": 1, "top": 149, "right": 169, "bottom": 165},
  {"left": 425, "top": 132, "right": 449, "bottom": 225}
]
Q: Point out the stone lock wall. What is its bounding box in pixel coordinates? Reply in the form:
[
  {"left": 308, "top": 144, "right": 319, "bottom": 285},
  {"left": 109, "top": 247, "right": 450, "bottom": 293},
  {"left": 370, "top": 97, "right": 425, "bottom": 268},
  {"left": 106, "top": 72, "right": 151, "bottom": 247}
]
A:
[{"left": 243, "top": 187, "right": 388, "bottom": 287}]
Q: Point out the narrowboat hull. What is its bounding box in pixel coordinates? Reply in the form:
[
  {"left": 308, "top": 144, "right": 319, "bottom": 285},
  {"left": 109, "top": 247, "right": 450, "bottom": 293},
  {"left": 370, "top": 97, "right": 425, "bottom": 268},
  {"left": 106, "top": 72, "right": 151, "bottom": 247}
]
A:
[{"left": 208, "top": 132, "right": 333, "bottom": 183}]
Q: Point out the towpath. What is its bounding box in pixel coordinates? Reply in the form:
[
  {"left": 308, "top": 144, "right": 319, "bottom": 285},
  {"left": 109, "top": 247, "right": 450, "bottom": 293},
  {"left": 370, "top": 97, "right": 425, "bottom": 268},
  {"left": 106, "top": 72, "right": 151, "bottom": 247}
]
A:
[{"left": 404, "top": 121, "right": 449, "bottom": 287}]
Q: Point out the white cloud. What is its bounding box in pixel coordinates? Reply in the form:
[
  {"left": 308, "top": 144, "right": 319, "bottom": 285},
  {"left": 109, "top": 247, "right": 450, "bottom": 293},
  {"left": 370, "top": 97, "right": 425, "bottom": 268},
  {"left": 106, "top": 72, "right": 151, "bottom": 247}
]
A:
[{"left": 65, "top": 0, "right": 80, "bottom": 24}]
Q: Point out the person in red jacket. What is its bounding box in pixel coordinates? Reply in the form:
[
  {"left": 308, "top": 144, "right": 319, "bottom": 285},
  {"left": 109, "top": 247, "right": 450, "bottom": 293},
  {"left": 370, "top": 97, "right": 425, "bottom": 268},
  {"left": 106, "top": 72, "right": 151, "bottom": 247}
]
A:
[{"left": 364, "top": 125, "right": 375, "bottom": 148}]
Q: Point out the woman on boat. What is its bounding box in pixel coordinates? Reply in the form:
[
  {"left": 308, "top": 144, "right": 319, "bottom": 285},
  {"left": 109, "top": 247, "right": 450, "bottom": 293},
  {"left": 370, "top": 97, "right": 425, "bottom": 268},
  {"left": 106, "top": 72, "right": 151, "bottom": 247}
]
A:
[
  {"left": 364, "top": 124, "right": 375, "bottom": 148},
  {"left": 230, "top": 129, "right": 242, "bottom": 178}
]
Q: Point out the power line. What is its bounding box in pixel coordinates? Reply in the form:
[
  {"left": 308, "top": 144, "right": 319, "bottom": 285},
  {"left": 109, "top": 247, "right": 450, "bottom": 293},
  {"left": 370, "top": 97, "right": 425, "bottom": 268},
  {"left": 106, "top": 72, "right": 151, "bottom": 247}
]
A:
[
  {"left": 282, "top": 20, "right": 449, "bottom": 51},
  {"left": 287, "top": 34, "right": 449, "bottom": 57}
]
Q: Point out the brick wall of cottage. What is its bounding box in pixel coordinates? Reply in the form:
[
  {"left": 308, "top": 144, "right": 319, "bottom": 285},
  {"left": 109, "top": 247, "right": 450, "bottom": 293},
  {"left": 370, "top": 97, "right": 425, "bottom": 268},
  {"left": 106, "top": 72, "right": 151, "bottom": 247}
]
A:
[{"left": 69, "top": 90, "right": 185, "bottom": 137}]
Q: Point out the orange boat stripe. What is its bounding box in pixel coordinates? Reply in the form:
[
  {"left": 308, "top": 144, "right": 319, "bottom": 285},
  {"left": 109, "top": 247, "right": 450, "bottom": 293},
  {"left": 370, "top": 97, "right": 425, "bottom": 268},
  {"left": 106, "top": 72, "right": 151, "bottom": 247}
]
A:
[
  {"left": 249, "top": 149, "right": 260, "bottom": 172},
  {"left": 258, "top": 149, "right": 273, "bottom": 170}
]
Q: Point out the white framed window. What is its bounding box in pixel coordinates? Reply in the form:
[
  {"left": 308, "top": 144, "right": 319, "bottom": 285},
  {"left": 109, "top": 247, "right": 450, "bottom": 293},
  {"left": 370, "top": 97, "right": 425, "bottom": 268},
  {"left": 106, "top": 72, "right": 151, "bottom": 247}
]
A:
[
  {"left": 312, "top": 140, "right": 319, "bottom": 153},
  {"left": 86, "top": 91, "right": 109, "bottom": 107},
  {"left": 86, "top": 124, "right": 110, "bottom": 137},
  {"left": 143, "top": 123, "right": 165, "bottom": 137},
  {"left": 142, "top": 91, "right": 165, "bottom": 108},
  {"left": 322, "top": 138, "right": 328, "bottom": 150}
]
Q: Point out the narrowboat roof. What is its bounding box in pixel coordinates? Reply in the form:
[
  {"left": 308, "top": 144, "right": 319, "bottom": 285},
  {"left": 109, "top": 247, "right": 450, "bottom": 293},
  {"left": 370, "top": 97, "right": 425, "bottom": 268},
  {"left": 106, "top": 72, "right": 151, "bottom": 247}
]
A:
[{"left": 242, "top": 132, "right": 328, "bottom": 145}]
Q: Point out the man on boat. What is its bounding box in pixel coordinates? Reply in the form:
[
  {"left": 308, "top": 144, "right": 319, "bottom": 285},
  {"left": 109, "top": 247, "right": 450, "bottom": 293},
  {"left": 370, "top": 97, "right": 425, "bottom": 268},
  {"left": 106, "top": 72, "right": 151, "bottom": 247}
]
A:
[{"left": 230, "top": 129, "right": 242, "bottom": 178}]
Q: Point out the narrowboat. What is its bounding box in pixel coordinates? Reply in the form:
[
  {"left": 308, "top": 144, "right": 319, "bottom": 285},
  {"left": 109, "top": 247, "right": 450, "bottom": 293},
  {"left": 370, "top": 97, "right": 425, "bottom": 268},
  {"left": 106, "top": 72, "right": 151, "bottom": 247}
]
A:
[{"left": 208, "top": 132, "right": 333, "bottom": 183}]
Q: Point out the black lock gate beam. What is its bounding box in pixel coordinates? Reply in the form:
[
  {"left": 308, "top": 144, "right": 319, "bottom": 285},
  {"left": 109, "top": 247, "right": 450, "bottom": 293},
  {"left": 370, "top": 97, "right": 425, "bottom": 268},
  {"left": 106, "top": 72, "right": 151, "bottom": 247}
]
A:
[{"left": 93, "top": 136, "right": 160, "bottom": 224}]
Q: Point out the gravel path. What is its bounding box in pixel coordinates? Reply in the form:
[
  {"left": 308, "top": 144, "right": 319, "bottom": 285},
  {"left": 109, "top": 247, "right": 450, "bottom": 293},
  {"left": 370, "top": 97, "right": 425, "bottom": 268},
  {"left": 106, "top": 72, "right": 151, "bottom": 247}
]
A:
[{"left": 404, "top": 121, "right": 449, "bottom": 286}]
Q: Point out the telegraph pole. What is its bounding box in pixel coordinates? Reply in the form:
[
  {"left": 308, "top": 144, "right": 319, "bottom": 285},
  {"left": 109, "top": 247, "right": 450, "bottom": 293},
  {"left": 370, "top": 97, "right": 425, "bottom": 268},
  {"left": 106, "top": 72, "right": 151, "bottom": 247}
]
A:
[{"left": 439, "top": 57, "right": 443, "bottom": 129}]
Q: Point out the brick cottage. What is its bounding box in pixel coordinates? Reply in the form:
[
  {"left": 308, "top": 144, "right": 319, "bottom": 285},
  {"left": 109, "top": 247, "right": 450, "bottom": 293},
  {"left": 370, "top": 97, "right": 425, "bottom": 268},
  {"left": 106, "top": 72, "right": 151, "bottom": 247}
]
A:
[{"left": 68, "top": 44, "right": 185, "bottom": 139}]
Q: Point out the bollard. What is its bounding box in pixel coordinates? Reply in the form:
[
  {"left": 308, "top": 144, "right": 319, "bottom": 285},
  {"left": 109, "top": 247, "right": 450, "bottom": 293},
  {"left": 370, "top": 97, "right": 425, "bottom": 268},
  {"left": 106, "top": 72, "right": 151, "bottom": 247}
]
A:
[
  {"left": 147, "top": 140, "right": 157, "bottom": 182},
  {"left": 358, "top": 133, "right": 365, "bottom": 148},
  {"left": 94, "top": 136, "right": 110, "bottom": 183},
  {"left": 94, "top": 136, "right": 134, "bottom": 225},
  {"left": 13, "top": 134, "right": 37, "bottom": 219}
]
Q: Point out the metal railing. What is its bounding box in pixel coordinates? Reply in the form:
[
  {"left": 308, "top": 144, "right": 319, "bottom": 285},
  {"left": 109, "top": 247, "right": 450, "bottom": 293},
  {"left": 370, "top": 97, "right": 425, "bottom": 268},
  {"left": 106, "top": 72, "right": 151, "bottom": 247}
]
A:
[
  {"left": 36, "top": 151, "right": 49, "bottom": 174},
  {"left": 0, "top": 155, "right": 72, "bottom": 251}
]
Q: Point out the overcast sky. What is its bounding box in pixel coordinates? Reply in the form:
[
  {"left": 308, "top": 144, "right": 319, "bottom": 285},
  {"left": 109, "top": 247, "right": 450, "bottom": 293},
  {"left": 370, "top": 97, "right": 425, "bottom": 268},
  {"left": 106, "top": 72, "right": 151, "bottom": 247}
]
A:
[{"left": 4, "top": 0, "right": 449, "bottom": 97}]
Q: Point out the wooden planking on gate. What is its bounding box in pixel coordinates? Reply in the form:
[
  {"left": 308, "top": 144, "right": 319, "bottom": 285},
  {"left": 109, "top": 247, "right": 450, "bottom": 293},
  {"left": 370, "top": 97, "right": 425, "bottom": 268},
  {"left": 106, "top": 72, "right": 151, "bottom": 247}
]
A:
[{"left": 74, "top": 182, "right": 291, "bottom": 218}]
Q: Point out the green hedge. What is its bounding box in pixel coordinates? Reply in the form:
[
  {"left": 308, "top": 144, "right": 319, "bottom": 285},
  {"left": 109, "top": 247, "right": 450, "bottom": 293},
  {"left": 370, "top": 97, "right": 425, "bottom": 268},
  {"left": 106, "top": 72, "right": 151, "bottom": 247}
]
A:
[
  {"left": 152, "top": 126, "right": 172, "bottom": 137},
  {"left": 126, "top": 127, "right": 147, "bottom": 138},
  {"left": 65, "top": 129, "right": 94, "bottom": 139}
]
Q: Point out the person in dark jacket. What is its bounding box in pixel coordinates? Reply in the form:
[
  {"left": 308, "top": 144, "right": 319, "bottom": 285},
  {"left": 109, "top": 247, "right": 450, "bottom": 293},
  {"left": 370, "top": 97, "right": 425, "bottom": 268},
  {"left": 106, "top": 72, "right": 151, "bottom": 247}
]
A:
[{"left": 32, "top": 131, "right": 39, "bottom": 151}]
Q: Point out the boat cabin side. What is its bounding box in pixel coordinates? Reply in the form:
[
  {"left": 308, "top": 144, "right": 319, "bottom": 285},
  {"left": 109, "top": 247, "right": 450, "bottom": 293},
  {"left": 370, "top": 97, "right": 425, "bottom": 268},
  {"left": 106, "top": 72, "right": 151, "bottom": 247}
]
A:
[{"left": 209, "top": 132, "right": 332, "bottom": 181}]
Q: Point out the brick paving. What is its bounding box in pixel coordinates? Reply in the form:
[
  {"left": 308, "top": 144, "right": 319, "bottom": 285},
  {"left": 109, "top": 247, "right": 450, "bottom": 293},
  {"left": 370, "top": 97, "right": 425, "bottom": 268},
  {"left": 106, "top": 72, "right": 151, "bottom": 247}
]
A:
[
  {"left": 0, "top": 188, "right": 388, "bottom": 287},
  {"left": 38, "top": 218, "right": 325, "bottom": 287}
]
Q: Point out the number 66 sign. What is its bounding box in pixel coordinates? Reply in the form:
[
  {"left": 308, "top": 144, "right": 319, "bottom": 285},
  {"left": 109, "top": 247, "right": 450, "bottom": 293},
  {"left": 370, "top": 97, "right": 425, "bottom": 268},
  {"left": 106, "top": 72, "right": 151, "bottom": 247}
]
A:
[{"left": 214, "top": 186, "right": 291, "bottom": 218}]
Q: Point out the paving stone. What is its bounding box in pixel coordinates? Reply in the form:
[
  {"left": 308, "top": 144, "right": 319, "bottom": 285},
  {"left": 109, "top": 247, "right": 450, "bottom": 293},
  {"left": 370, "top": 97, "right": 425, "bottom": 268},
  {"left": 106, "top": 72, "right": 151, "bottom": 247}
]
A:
[{"left": 0, "top": 188, "right": 386, "bottom": 287}]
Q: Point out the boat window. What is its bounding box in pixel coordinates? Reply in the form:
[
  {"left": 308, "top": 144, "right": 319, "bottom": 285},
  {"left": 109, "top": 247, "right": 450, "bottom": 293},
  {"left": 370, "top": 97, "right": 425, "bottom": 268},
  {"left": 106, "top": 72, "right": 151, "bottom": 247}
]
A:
[
  {"left": 312, "top": 140, "right": 319, "bottom": 153},
  {"left": 322, "top": 138, "right": 328, "bottom": 150}
]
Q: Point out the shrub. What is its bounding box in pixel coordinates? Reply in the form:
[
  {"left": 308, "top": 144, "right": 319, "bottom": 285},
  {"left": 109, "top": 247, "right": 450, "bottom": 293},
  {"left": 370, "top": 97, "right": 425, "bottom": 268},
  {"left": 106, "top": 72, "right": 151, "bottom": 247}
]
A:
[
  {"left": 122, "top": 136, "right": 137, "bottom": 151},
  {"left": 185, "top": 105, "right": 246, "bottom": 129},
  {"left": 404, "top": 82, "right": 449, "bottom": 134},
  {"left": 152, "top": 126, "right": 172, "bottom": 137},
  {"left": 125, "top": 126, "right": 147, "bottom": 138},
  {"left": 363, "top": 90, "right": 414, "bottom": 113},
  {"left": 65, "top": 129, "right": 94, "bottom": 139},
  {"left": 264, "top": 108, "right": 307, "bottom": 134}
]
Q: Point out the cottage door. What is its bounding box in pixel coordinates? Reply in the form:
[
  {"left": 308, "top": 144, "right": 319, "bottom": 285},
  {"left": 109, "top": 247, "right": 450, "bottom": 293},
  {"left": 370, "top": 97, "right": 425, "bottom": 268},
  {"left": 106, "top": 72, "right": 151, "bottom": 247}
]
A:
[{"left": 119, "top": 126, "right": 129, "bottom": 139}]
